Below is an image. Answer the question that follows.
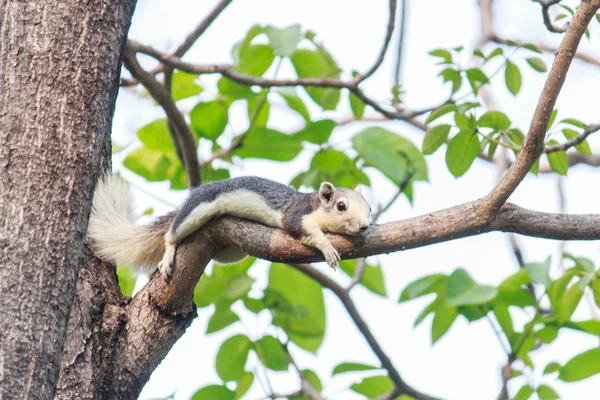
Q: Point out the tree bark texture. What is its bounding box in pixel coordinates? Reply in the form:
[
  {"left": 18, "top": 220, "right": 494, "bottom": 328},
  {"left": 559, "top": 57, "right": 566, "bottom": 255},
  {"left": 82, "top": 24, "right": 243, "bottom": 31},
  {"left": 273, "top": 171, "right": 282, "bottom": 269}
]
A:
[{"left": 0, "top": 1, "right": 137, "bottom": 398}]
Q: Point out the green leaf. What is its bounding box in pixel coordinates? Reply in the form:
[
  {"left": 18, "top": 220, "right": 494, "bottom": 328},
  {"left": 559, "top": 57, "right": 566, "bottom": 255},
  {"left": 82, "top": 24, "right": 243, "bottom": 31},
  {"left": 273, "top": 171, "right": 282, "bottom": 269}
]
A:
[
  {"left": 123, "top": 147, "right": 172, "bottom": 182},
  {"left": 399, "top": 274, "right": 447, "bottom": 302},
  {"left": 290, "top": 149, "right": 369, "bottom": 190},
  {"left": 544, "top": 362, "right": 561, "bottom": 375},
  {"left": 243, "top": 297, "right": 265, "bottom": 314},
  {"left": 525, "top": 257, "right": 551, "bottom": 287},
  {"left": 478, "top": 111, "right": 511, "bottom": 131},
  {"left": 234, "top": 127, "right": 303, "bottom": 161},
  {"left": 351, "top": 375, "right": 394, "bottom": 397},
  {"left": 207, "top": 308, "right": 240, "bottom": 334},
  {"left": 522, "top": 43, "right": 542, "bottom": 54},
  {"left": 265, "top": 24, "right": 302, "bottom": 57},
  {"left": 537, "top": 384, "right": 559, "bottom": 399},
  {"left": 137, "top": 119, "right": 178, "bottom": 152},
  {"left": 593, "top": 280, "right": 600, "bottom": 309},
  {"left": 302, "top": 369, "right": 322, "bottom": 391},
  {"left": 116, "top": 266, "right": 136, "bottom": 296},
  {"left": 349, "top": 91, "right": 366, "bottom": 119},
  {"left": 562, "top": 128, "right": 592, "bottom": 155},
  {"left": 465, "top": 68, "right": 489, "bottom": 94},
  {"left": 338, "top": 259, "right": 386, "bottom": 296},
  {"left": 290, "top": 48, "right": 341, "bottom": 110},
  {"left": 170, "top": 71, "right": 203, "bottom": 101},
  {"left": 560, "top": 118, "right": 586, "bottom": 129},
  {"left": 429, "top": 49, "right": 453, "bottom": 64},
  {"left": 215, "top": 334, "right": 252, "bottom": 382},
  {"left": 247, "top": 95, "right": 270, "bottom": 127},
  {"left": 487, "top": 47, "right": 504, "bottom": 60},
  {"left": 564, "top": 319, "right": 600, "bottom": 336},
  {"left": 352, "top": 127, "right": 428, "bottom": 186},
  {"left": 191, "top": 385, "right": 235, "bottom": 400},
  {"left": 559, "top": 284, "right": 584, "bottom": 322},
  {"left": 514, "top": 385, "right": 533, "bottom": 400},
  {"left": 432, "top": 305, "right": 458, "bottom": 344},
  {"left": 426, "top": 104, "right": 456, "bottom": 124},
  {"left": 559, "top": 347, "right": 600, "bottom": 382},
  {"left": 332, "top": 362, "right": 380, "bottom": 375},
  {"left": 546, "top": 140, "right": 568, "bottom": 175},
  {"left": 218, "top": 77, "right": 254, "bottom": 99},
  {"left": 277, "top": 88, "right": 311, "bottom": 122},
  {"left": 536, "top": 326, "right": 558, "bottom": 344},
  {"left": 190, "top": 100, "right": 229, "bottom": 140},
  {"left": 446, "top": 268, "right": 498, "bottom": 306},
  {"left": 413, "top": 297, "right": 441, "bottom": 327},
  {"left": 548, "top": 109, "right": 558, "bottom": 130},
  {"left": 563, "top": 252, "right": 595, "bottom": 272},
  {"left": 422, "top": 124, "right": 451, "bottom": 155},
  {"left": 254, "top": 335, "right": 289, "bottom": 371},
  {"left": 505, "top": 61, "right": 522, "bottom": 96},
  {"left": 201, "top": 165, "right": 231, "bottom": 184},
  {"left": 525, "top": 57, "right": 547, "bottom": 72},
  {"left": 222, "top": 275, "right": 255, "bottom": 301},
  {"left": 445, "top": 130, "right": 480, "bottom": 177},
  {"left": 493, "top": 306, "right": 514, "bottom": 339},
  {"left": 235, "top": 44, "right": 275, "bottom": 76},
  {"left": 267, "top": 263, "right": 325, "bottom": 353},
  {"left": 233, "top": 372, "right": 254, "bottom": 400},
  {"left": 294, "top": 119, "right": 335, "bottom": 144}
]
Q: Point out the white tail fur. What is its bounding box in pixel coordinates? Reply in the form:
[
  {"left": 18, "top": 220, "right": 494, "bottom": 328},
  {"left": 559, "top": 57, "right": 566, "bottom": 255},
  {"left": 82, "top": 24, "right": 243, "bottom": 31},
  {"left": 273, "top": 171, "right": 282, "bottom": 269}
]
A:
[{"left": 87, "top": 175, "right": 167, "bottom": 271}]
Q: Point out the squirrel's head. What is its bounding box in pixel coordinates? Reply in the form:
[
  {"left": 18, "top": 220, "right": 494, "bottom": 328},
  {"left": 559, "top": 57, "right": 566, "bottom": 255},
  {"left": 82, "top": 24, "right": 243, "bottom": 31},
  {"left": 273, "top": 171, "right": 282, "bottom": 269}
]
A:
[{"left": 316, "top": 182, "right": 371, "bottom": 235}]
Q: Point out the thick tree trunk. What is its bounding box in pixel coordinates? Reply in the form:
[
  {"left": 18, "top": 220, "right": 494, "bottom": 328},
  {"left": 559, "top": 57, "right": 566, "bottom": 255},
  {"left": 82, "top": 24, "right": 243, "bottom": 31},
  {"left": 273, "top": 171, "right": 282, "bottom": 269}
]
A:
[{"left": 0, "top": 1, "right": 137, "bottom": 398}]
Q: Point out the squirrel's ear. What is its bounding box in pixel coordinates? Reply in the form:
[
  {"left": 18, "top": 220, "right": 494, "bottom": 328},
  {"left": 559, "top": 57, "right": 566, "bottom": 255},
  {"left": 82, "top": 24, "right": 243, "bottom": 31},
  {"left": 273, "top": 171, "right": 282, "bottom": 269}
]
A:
[
  {"left": 319, "top": 182, "right": 335, "bottom": 204},
  {"left": 355, "top": 186, "right": 362, "bottom": 194}
]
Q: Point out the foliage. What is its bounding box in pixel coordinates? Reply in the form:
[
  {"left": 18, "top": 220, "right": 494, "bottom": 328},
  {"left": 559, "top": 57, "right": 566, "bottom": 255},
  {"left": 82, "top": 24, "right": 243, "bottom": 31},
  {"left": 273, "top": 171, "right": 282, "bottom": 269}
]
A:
[{"left": 115, "top": 7, "right": 600, "bottom": 400}]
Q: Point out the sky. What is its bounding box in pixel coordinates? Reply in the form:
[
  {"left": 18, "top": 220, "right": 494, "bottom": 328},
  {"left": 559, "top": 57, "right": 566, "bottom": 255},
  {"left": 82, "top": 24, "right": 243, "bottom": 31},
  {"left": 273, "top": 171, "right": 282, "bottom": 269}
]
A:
[{"left": 112, "top": 0, "right": 600, "bottom": 399}]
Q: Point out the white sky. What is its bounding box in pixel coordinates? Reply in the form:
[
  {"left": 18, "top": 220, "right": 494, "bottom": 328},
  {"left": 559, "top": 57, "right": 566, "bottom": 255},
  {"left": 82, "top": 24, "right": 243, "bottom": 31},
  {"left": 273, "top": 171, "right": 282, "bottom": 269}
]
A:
[{"left": 112, "top": 0, "right": 600, "bottom": 399}]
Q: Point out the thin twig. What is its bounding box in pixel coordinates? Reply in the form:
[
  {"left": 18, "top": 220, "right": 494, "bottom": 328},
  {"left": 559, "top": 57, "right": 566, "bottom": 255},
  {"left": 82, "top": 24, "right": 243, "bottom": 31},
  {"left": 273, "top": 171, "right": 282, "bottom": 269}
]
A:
[
  {"left": 355, "top": 0, "right": 397, "bottom": 83},
  {"left": 290, "top": 264, "right": 441, "bottom": 400},
  {"left": 282, "top": 343, "right": 325, "bottom": 400},
  {"left": 393, "top": 0, "right": 407, "bottom": 86},
  {"left": 545, "top": 123, "right": 600, "bottom": 153},
  {"left": 348, "top": 258, "right": 367, "bottom": 290},
  {"left": 534, "top": 0, "right": 569, "bottom": 33},
  {"left": 122, "top": 48, "right": 201, "bottom": 187}
]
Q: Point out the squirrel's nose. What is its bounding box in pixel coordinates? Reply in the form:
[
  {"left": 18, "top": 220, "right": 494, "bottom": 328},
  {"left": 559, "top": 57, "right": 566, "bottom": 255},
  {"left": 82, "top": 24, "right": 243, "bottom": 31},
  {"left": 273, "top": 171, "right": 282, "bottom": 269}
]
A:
[{"left": 360, "top": 225, "right": 369, "bottom": 232}]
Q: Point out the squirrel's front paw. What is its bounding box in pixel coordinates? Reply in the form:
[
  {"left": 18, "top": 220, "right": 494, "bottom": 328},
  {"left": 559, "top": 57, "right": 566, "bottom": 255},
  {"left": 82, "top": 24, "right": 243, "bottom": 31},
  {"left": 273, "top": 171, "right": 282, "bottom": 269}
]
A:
[
  {"left": 322, "top": 245, "right": 341, "bottom": 271},
  {"left": 158, "top": 245, "right": 176, "bottom": 282}
]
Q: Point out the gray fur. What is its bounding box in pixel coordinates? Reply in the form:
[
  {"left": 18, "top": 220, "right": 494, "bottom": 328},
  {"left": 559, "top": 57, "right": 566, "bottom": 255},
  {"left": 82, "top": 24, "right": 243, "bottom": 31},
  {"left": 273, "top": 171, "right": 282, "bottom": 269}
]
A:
[
  {"left": 171, "top": 176, "right": 297, "bottom": 234},
  {"left": 281, "top": 193, "right": 319, "bottom": 238}
]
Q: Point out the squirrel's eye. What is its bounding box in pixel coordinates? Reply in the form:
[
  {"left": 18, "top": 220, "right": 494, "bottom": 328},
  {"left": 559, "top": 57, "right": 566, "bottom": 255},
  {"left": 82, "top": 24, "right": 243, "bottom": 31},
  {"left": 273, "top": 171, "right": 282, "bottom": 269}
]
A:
[{"left": 336, "top": 201, "right": 346, "bottom": 211}]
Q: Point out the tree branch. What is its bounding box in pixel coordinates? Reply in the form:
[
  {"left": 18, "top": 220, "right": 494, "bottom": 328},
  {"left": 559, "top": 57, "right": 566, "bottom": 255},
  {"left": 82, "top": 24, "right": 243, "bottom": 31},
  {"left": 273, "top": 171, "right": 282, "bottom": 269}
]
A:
[
  {"left": 126, "top": 40, "right": 434, "bottom": 121},
  {"left": 482, "top": 0, "right": 600, "bottom": 214},
  {"left": 122, "top": 47, "right": 202, "bottom": 188}
]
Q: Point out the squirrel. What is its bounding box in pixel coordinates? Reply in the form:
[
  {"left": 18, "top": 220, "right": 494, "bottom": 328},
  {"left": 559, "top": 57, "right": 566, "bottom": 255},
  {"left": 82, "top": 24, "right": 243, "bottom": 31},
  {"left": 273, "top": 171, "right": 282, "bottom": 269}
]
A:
[{"left": 87, "top": 175, "right": 372, "bottom": 282}]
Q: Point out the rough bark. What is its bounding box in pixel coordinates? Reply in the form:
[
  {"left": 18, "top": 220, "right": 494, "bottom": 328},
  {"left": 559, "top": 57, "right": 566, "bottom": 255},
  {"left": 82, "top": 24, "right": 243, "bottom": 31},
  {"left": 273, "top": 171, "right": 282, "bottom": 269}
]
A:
[{"left": 0, "top": 0, "right": 137, "bottom": 398}]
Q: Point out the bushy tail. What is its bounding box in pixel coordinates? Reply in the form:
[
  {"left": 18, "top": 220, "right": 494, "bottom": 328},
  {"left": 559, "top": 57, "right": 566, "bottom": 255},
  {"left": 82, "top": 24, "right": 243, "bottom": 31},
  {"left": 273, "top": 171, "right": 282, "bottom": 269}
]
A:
[{"left": 87, "top": 175, "right": 170, "bottom": 271}]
